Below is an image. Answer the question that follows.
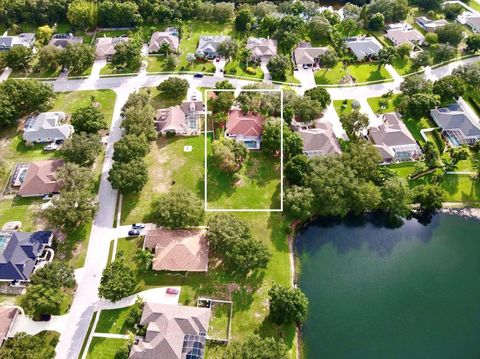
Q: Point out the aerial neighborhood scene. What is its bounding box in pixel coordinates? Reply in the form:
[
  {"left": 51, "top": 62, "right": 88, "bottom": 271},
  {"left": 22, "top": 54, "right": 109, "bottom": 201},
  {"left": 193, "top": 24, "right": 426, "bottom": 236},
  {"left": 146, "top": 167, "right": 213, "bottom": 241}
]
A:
[{"left": 0, "top": 0, "right": 480, "bottom": 358}]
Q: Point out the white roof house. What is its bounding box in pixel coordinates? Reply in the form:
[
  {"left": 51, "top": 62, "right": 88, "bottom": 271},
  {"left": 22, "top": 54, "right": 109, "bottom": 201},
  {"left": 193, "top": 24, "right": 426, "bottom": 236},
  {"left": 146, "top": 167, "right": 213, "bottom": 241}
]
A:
[
  {"left": 345, "top": 36, "right": 383, "bottom": 60},
  {"left": 196, "top": 35, "right": 231, "bottom": 58},
  {"left": 246, "top": 38, "right": 277, "bottom": 60},
  {"left": 415, "top": 16, "right": 448, "bottom": 32},
  {"left": 293, "top": 42, "right": 328, "bottom": 66},
  {"left": 368, "top": 112, "right": 422, "bottom": 162},
  {"left": 148, "top": 30, "right": 180, "bottom": 53},
  {"left": 386, "top": 24, "right": 425, "bottom": 46},
  {"left": 0, "top": 33, "right": 35, "bottom": 51},
  {"left": 464, "top": 14, "right": 480, "bottom": 33},
  {"left": 23, "top": 112, "right": 73, "bottom": 144},
  {"left": 95, "top": 36, "right": 129, "bottom": 60}
]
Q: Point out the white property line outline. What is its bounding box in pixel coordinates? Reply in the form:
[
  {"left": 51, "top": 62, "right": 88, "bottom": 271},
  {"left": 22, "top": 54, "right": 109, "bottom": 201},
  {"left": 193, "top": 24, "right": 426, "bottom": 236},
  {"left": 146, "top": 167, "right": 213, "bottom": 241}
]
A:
[{"left": 203, "top": 88, "right": 284, "bottom": 212}]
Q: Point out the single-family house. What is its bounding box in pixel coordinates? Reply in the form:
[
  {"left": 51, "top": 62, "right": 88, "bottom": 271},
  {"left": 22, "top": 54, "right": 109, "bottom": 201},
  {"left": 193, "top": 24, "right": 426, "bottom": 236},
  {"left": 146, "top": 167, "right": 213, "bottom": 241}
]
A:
[
  {"left": 16, "top": 159, "right": 64, "bottom": 197},
  {"left": 345, "top": 36, "right": 383, "bottom": 60},
  {"left": 368, "top": 112, "right": 422, "bottom": 162},
  {"left": 148, "top": 29, "right": 179, "bottom": 53},
  {"left": 0, "top": 231, "right": 53, "bottom": 283},
  {"left": 430, "top": 97, "right": 480, "bottom": 146},
  {"left": 0, "top": 33, "right": 35, "bottom": 51},
  {"left": 196, "top": 35, "right": 231, "bottom": 59},
  {"left": 295, "top": 120, "right": 342, "bottom": 157},
  {"left": 225, "top": 109, "right": 266, "bottom": 150},
  {"left": 0, "top": 307, "right": 19, "bottom": 345},
  {"left": 246, "top": 38, "right": 277, "bottom": 61},
  {"left": 95, "top": 36, "right": 129, "bottom": 60},
  {"left": 23, "top": 112, "right": 73, "bottom": 144},
  {"left": 415, "top": 16, "right": 448, "bottom": 32},
  {"left": 293, "top": 42, "right": 328, "bottom": 66},
  {"left": 129, "top": 302, "right": 211, "bottom": 359},
  {"left": 144, "top": 229, "right": 208, "bottom": 272},
  {"left": 464, "top": 14, "right": 480, "bottom": 33},
  {"left": 49, "top": 33, "right": 83, "bottom": 48},
  {"left": 155, "top": 101, "right": 204, "bottom": 135},
  {"left": 386, "top": 24, "right": 425, "bottom": 46}
]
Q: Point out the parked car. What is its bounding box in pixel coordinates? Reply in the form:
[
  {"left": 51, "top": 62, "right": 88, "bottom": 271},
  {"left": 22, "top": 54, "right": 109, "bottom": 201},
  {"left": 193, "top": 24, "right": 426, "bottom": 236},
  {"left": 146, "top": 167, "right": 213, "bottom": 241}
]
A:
[
  {"left": 302, "top": 64, "right": 309, "bottom": 69},
  {"left": 55, "top": 139, "right": 65, "bottom": 145},
  {"left": 44, "top": 143, "right": 58, "bottom": 151},
  {"left": 132, "top": 223, "right": 145, "bottom": 229},
  {"left": 128, "top": 229, "right": 140, "bottom": 236},
  {"left": 166, "top": 288, "right": 179, "bottom": 295},
  {"left": 191, "top": 94, "right": 197, "bottom": 101},
  {"left": 215, "top": 57, "right": 220, "bottom": 62},
  {"left": 193, "top": 73, "right": 204, "bottom": 78}
]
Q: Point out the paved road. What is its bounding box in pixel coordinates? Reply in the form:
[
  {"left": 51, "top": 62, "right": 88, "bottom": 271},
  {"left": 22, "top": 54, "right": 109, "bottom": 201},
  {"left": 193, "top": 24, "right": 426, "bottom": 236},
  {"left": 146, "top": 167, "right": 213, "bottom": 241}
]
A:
[{"left": 52, "top": 54, "right": 480, "bottom": 358}]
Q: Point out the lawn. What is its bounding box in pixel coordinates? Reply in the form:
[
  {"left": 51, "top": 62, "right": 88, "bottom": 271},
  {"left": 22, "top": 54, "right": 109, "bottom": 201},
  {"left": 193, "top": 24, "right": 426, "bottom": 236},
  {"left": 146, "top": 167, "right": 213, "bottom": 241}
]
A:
[
  {"left": 9, "top": 63, "right": 62, "bottom": 79},
  {"left": 146, "top": 56, "right": 169, "bottom": 72},
  {"left": 147, "top": 87, "right": 185, "bottom": 109},
  {"left": 86, "top": 337, "right": 128, "bottom": 359},
  {"left": 367, "top": 94, "right": 401, "bottom": 114},
  {"left": 121, "top": 136, "right": 205, "bottom": 224},
  {"left": 95, "top": 307, "right": 137, "bottom": 334},
  {"left": 208, "top": 302, "right": 231, "bottom": 340},
  {"left": 99, "top": 64, "right": 137, "bottom": 75},
  {"left": 224, "top": 59, "right": 264, "bottom": 80},
  {"left": 392, "top": 56, "right": 414, "bottom": 75},
  {"left": 206, "top": 149, "right": 282, "bottom": 210},
  {"left": 402, "top": 116, "right": 437, "bottom": 144},
  {"left": 315, "top": 62, "right": 391, "bottom": 85},
  {"left": 333, "top": 99, "right": 355, "bottom": 116}
]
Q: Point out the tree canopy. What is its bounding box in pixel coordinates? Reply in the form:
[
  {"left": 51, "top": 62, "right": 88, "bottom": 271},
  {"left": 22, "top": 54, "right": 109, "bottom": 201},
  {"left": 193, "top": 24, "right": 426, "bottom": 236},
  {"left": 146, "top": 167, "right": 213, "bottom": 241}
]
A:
[
  {"left": 61, "top": 132, "right": 102, "bottom": 167},
  {"left": 211, "top": 138, "right": 248, "bottom": 173},
  {"left": 99, "top": 255, "right": 136, "bottom": 302},
  {"left": 108, "top": 160, "right": 149, "bottom": 193},
  {"left": 157, "top": 77, "right": 189, "bottom": 100},
  {"left": 151, "top": 189, "right": 204, "bottom": 229},
  {"left": 71, "top": 103, "right": 107, "bottom": 133},
  {"left": 268, "top": 283, "right": 309, "bottom": 325}
]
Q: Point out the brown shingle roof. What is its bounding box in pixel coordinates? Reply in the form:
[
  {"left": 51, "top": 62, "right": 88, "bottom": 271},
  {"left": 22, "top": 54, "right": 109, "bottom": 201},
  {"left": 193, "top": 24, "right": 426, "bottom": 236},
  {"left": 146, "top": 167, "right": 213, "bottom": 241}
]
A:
[
  {"left": 144, "top": 229, "right": 208, "bottom": 272},
  {"left": 0, "top": 307, "right": 18, "bottom": 344},
  {"left": 18, "top": 160, "right": 64, "bottom": 197}
]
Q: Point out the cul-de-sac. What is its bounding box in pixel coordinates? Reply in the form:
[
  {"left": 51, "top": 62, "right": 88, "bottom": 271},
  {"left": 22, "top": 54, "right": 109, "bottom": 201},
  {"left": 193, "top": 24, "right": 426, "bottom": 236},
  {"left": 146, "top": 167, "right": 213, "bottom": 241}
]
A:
[{"left": 0, "top": 0, "right": 480, "bottom": 358}]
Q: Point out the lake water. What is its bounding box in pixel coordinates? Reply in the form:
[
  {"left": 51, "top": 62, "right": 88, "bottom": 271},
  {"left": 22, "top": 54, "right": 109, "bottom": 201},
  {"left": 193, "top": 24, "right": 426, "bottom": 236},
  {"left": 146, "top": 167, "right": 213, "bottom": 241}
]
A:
[{"left": 295, "top": 214, "right": 480, "bottom": 359}]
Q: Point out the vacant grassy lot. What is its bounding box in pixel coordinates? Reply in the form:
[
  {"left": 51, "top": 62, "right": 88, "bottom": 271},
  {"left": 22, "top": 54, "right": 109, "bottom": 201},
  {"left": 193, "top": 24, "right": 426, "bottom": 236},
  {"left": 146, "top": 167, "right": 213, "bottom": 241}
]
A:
[
  {"left": 367, "top": 94, "right": 401, "bottom": 114},
  {"left": 121, "top": 136, "right": 205, "bottom": 224},
  {"left": 96, "top": 307, "right": 137, "bottom": 334},
  {"left": 206, "top": 149, "right": 281, "bottom": 210},
  {"left": 86, "top": 337, "right": 128, "bottom": 359},
  {"left": 225, "top": 59, "right": 264, "bottom": 80},
  {"left": 315, "top": 62, "right": 391, "bottom": 85}
]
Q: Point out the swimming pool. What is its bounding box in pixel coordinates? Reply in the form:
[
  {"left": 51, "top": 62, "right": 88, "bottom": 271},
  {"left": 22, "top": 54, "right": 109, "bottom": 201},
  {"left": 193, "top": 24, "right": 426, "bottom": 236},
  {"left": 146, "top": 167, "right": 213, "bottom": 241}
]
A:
[{"left": 243, "top": 140, "right": 257, "bottom": 149}]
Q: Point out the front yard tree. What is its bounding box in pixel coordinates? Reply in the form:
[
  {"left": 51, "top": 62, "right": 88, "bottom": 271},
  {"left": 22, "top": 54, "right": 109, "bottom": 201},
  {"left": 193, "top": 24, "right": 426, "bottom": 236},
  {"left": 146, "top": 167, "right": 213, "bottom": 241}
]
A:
[
  {"left": 212, "top": 138, "right": 248, "bottom": 173},
  {"left": 4, "top": 46, "right": 33, "bottom": 71},
  {"left": 378, "top": 46, "right": 396, "bottom": 69},
  {"left": 217, "top": 39, "right": 238, "bottom": 59},
  {"left": 340, "top": 110, "right": 369, "bottom": 140},
  {"left": 113, "top": 134, "right": 149, "bottom": 162},
  {"left": 411, "top": 51, "right": 431, "bottom": 70},
  {"left": 99, "top": 255, "right": 135, "bottom": 302},
  {"left": 433, "top": 75, "right": 465, "bottom": 105},
  {"left": 151, "top": 189, "right": 205, "bottom": 229},
  {"left": 380, "top": 176, "right": 411, "bottom": 219},
  {"left": 294, "top": 97, "right": 323, "bottom": 124},
  {"left": 235, "top": 7, "right": 255, "bottom": 31},
  {"left": 222, "top": 335, "right": 288, "bottom": 359},
  {"left": 36, "top": 45, "right": 61, "bottom": 72},
  {"left": 210, "top": 91, "right": 235, "bottom": 115},
  {"left": 60, "top": 43, "right": 95, "bottom": 75},
  {"left": 135, "top": 249, "right": 154, "bottom": 272},
  {"left": 267, "top": 55, "right": 289, "bottom": 81},
  {"left": 413, "top": 184, "right": 445, "bottom": 212},
  {"left": 431, "top": 43, "right": 457, "bottom": 63},
  {"left": 268, "top": 284, "right": 309, "bottom": 325},
  {"left": 453, "top": 63, "right": 480, "bottom": 88},
  {"left": 112, "top": 38, "right": 143, "bottom": 71},
  {"left": 164, "top": 54, "right": 176, "bottom": 70},
  {"left": 400, "top": 92, "right": 440, "bottom": 118},
  {"left": 207, "top": 214, "right": 271, "bottom": 275},
  {"left": 61, "top": 132, "right": 102, "bottom": 167},
  {"left": 67, "top": 0, "right": 98, "bottom": 30},
  {"left": 466, "top": 34, "right": 480, "bottom": 51},
  {"left": 21, "top": 285, "right": 64, "bottom": 318},
  {"left": 367, "top": 12, "right": 384, "bottom": 31},
  {"left": 71, "top": 103, "right": 107, "bottom": 133},
  {"left": 435, "top": 23, "right": 464, "bottom": 46},
  {"left": 318, "top": 50, "right": 339, "bottom": 72},
  {"left": 31, "top": 261, "right": 75, "bottom": 289},
  {"left": 0, "top": 332, "right": 58, "bottom": 359},
  {"left": 108, "top": 160, "right": 148, "bottom": 193},
  {"left": 396, "top": 43, "right": 413, "bottom": 59},
  {"left": 285, "top": 186, "right": 316, "bottom": 220},
  {"left": 304, "top": 86, "right": 331, "bottom": 109},
  {"left": 215, "top": 79, "right": 235, "bottom": 90},
  {"left": 400, "top": 75, "right": 433, "bottom": 96},
  {"left": 157, "top": 77, "right": 189, "bottom": 100}
]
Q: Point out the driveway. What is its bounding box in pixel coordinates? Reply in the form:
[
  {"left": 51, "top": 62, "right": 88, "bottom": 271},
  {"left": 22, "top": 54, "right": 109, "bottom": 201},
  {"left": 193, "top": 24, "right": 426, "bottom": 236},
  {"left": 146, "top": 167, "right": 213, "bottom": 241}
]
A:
[
  {"left": 261, "top": 59, "right": 271, "bottom": 82},
  {"left": 294, "top": 67, "right": 315, "bottom": 92},
  {"left": 96, "top": 287, "right": 181, "bottom": 311},
  {"left": 9, "top": 314, "right": 69, "bottom": 336},
  {"left": 90, "top": 59, "right": 107, "bottom": 79},
  {"left": 214, "top": 58, "right": 226, "bottom": 77}
]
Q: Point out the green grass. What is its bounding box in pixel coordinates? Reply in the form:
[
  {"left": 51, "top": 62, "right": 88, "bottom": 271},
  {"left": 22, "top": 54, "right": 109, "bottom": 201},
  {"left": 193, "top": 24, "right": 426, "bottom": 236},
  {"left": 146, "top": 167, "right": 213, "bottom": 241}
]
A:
[
  {"left": 79, "top": 312, "right": 98, "bottom": 359},
  {"left": 225, "top": 59, "right": 264, "bottom": 80},
  {"left": 367, "top": 94, "right": 401, "bottom": 114},
  {"left": 95, "top": 307, "right": 137, "bottom": 334},
  {"left": 392, "top": 56, "right": 414, "bottom": 75},
  {"left": 148, "top": 87, "right": 185, "bottom": 109},
  {"left": 402, "top": 116, "right": 437, "bottom": 144},
  {"left": 333, "top": 99, "right": 355, "bottom": 116},
  {"left": 147, "top": 56, "right": 169, "bottom": 72},
  {"left": 206, "top": 148, "right": 281, "bottom": 210},
  {"left": 208, "top": 302, "right": 231, "bottom": 340},
  {"left": 468, "top": 0, "right": 480, "bottom": 12},
  {"left": 86, "top": 337, "right": 128, "bottom": 359},
  {"left": 315, "top": 62, "right": 391, "bottom": 85},
  {"left": 121, "top": 136, "right": 205, "bottom": 224},
  {"left": 99, "top": 64, "right": 135, "bottom": 75}
]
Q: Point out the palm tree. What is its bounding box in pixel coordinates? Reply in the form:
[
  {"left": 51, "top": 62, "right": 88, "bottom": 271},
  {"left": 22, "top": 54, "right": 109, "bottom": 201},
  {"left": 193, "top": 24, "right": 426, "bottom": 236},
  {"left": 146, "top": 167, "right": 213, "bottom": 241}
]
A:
[
  {"left": 135, "top": 249, "right": 153, "bottom": 272},
  {"left": 240, "top": 48, "right": 253, "bottom": 68}
]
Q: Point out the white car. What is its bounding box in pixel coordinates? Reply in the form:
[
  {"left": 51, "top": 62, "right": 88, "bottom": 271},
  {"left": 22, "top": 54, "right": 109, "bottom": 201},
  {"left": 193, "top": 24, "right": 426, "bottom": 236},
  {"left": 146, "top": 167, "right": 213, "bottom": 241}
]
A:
[{"left": 44, "top": 143, "right": 58, "bottom": 151}]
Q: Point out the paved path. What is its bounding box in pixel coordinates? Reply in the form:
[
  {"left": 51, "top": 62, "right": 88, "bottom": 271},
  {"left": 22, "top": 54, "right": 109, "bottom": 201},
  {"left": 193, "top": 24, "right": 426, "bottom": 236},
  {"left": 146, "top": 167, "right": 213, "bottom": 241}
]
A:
[
  {"left": 359, "top": 98, "right": 382, "bottom": 128},
  {"left": 95, "top": 287, "right": 181, "bottom": 311},
  {"left": 0, "top": 68, "right": 11, "bottom": 82},
  {"left": 385, "top": 64, "right": 403, "bottom": 83}
]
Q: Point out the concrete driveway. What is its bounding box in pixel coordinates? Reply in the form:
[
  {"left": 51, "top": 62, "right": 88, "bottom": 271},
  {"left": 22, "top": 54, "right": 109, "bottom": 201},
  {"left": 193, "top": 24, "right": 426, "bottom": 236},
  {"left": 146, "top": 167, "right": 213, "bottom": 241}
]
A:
[
  {"left": 261, "top": 59, "right": 271, "bottom": 82},
  {"left": 9, "top": 313, "right": 69, "bottom": 336},
  {"left": 294, "top": 67, "right": 316, "bottom": 91},
  {"left": 214, "top": 58, "right": 226, "bottom": 77}
]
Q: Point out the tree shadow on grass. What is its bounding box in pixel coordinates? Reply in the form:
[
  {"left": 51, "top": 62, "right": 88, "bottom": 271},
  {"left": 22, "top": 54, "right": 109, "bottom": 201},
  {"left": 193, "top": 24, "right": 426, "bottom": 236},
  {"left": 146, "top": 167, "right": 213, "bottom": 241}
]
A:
[
  {"left": 257, "top": 317, "right": 296, "bottom": 349},
  {"left": 120, "top": 192, "right": 141, "bottom": 223}
]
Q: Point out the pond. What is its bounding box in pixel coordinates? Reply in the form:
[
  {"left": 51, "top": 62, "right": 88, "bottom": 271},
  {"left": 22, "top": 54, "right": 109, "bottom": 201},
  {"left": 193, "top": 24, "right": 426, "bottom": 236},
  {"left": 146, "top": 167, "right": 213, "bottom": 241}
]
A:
[{"left": 295, "top": 213, "right": 480, "bottom": 359}]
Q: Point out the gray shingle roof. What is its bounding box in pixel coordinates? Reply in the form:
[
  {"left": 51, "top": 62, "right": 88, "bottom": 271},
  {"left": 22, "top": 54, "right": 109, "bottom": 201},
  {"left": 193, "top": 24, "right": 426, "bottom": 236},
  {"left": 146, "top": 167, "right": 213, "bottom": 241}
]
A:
[
  {"left": 430, "top": 98, "right": 480, "bottom": 138},
  {"left": 345, "top": 37, "right": 383, "bottom": 59}
]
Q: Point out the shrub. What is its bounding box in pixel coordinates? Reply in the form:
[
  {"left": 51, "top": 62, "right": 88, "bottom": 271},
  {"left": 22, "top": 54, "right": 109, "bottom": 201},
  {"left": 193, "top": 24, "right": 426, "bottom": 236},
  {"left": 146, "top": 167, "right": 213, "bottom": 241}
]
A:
[{"left": 245, "top": 66, "right": 256, "bottom": 74}]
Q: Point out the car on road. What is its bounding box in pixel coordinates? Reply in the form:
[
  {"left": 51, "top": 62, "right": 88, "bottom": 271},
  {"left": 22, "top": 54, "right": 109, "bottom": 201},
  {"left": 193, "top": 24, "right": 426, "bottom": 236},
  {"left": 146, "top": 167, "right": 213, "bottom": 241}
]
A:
[
  {"left": 128, "top": 229, "right": 140, "bottom": 236},
  {"left": 193, "top": 73, "right": 204, "bottom": 78},
  {"left": 166, "top": 288, "right": 179, "bottom": 295},
  {"left": 132, "top": 223, "right": 145, "bottom": 229}
]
